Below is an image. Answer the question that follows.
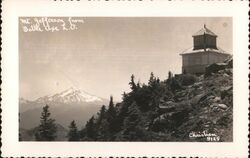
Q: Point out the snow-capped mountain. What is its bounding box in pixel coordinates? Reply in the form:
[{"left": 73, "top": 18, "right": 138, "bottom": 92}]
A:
[
  {"left": 35, "top": 87, "right": 105, "bottom": 104},
  {"left": 19, "top": 87, "right": 108, "bottom": 130}
]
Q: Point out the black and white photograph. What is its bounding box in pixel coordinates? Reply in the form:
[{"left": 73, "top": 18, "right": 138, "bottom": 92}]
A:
[
  {"left": 19, "top": 17, "right": 233, "bottom": 142},
  {"left": 2, "top": 0, "right": 249, "bottom": 157}
]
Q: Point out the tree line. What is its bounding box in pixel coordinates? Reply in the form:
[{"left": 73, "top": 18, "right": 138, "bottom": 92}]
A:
[{"left": 31, "top": 71, "right": 197, "bottom": 141}]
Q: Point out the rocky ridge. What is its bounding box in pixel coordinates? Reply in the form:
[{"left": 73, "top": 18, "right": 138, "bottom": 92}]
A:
[
  {"left": 152, "top": 58, "right": 233, "bottom": 141},
  {"left": 80, "top": 57, "right": 233, "bottom": 142}
]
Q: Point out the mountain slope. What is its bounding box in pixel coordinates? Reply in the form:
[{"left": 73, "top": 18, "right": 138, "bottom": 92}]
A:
[
  {"left": 19, "top": 87, "right": 108, "bottom": 130},
  {"left": 80, "top": 58, "right": 233, "bottom": 141}
]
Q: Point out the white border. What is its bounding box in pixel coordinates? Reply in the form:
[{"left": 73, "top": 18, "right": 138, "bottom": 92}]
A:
[{"left": 2, "top": 0, "right": 249, "bottom": 157}]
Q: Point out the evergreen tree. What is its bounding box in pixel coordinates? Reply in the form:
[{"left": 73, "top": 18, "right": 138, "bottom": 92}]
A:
[
  {"left": 156, "top": 77, "right": 160, "bottom": 83},
  {"left": 149, "top": 72, "right": 154, "bottom": 83},
  {"left": 85, "top": 116, "right": 97, "bottom": 140},
  {"left": 122, "top": 91, "right": 128, "bottom": 100},
  {"left": 148, "top": 72, "right": 157, "bottom": 88},
  {"left": 96, "top": 105, "right": 107, "bottom": 125},
  {"left": 107, "top": 96, "right": 116, "bottom": 119},
  {"left": 123, "top": 102, "right": 140, "bottom": 130},
  {"left": 122, "top": 102, "right": 143, "bottom": 140},
  {"left": 106, "top": 96, "right": 117, "bottom": 135},
  {"left": 117, "top": 94, "right": 130, "bottom": 133},
  {"left": 35, "top": 105, "right": 57, "bottom": 141},
  {"left": 67, "top": 120, "right": 79, "bottom": 141},
  {"left": 136, "top": 80, "right": 141, "bottom": 89},
  {"left": 109, "top": 95, "right": 114, "bottom": 107},
  {"left": 97, "top": 118, "right": 110, "bottom": 140},
  {"left": 169, "top": 77, "right": 182, "bottom": 92},
  {"left": 129, "top": 74, "right": 137, "bottom": 91},
  {"left": 168, "top": 71, "right": 173, "bottom": 79}
]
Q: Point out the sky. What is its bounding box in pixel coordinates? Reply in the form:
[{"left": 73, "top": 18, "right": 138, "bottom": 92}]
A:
[{"left": 19, "top": 17, "right": 232, "bottom": 101}]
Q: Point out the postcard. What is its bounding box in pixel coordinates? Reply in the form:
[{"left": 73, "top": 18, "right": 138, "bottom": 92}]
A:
[{"left": 1, "top": 0, "right": 249, "bottom": 157}]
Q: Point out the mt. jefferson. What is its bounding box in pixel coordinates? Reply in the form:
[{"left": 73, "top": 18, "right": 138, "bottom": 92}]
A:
[
  {"left": 20, "top": 87, "right": 108, "bottom": 130},
  {"left": 35, "top": 87, "right": 105, "bottom": 105}
]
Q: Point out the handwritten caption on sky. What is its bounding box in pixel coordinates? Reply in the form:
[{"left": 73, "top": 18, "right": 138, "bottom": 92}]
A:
[{"left": 20, "top": 17, "right": 84, "bottom": 32}]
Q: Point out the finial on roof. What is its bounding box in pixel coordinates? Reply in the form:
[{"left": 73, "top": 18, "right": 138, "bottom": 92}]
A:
[{"left": 192, "top": 24, "right": 217, "bottom": 37}]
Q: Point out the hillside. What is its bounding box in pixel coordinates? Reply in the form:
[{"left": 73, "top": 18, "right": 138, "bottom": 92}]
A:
[{"left": 79, "top": 58, "right": 233, "bottom": 142}]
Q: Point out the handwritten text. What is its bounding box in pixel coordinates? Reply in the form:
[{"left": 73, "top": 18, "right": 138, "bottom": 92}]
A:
[{"left": 20, "top": 17, "right": 84, "bottom": 33}]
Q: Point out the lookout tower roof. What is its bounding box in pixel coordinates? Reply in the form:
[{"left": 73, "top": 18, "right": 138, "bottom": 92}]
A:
[{"left": 192, "top": 25, "right": 217, "bottom": 37}]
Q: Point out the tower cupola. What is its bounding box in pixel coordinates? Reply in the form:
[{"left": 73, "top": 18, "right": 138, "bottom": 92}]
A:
[{"left": 192, "top": 24, "right": 217, "bottom": 50}]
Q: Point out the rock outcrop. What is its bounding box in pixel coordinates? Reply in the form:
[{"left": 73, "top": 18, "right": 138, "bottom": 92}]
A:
[{"left": 153, "top": 58, "right": 233, "bottom": 141}]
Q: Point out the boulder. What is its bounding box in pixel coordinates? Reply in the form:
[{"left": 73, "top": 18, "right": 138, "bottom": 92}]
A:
[
  {"left": 205, "top": 63, "right": 227, "bottom": 77},
  {"left": 166, "top": 100, "right": 175, "bottom": 105},
  {"left": 211, "top": 103, "right": 228, "bottom": 110},
  {"left": 218, "top": 104, "right": 228, "bottom": 110},
  {"left": 192, "top": 92, "right": 214, "bottom": 105},
  {"left": 222, "top": 73, "right": 229, "bottom": 77},
  {"left": 153, "top": 112, "right": 174, "bottom": 124},
  {"left": 212, "top": 96, "right": 221, "bottom": 103}
]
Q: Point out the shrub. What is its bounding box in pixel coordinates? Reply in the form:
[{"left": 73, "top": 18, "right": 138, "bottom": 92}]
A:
[{"left": 179, "top": 74, "right": 197, "bottom": 86}]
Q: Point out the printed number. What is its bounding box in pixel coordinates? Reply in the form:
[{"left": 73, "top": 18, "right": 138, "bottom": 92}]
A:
[{"left": 207, "top": 136, "right": 220, "bottom": 142}]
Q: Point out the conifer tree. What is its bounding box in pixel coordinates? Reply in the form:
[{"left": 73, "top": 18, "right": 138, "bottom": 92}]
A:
[
  {"left": 122, "top": 102, "right": 143, "bottom": 140},
  {"left": 85, "top": 116, "right": 97, "bottom": 140},
  {"left": 67, "top": 120, "right": 79, "bottom": 141},
  {"left": 97, "top": 118, "right": 110, "bottom": 140},
  {"left": 107, "top": 96, "right": 118, "bottom": 135},
  {"left": 96, "top": 105, "right": 107, "bottom": 125},
  {"left": 148, "top": 72, "right": 157, "bottom": 87},
  {"left": 109, "top": 95, "right": 114, "bottom": 107},
  {"left": 168, "top": 71, "right": 173, "bottom": 79},
  {"left": 129, "top": 74, "right": 137, "bottom": 91},
  {"left": 165, "top": 71, "right": 173, "bottom": 86},
  {"left": 122, "top": 91, "right": 128, "bottom": 100},
  {"left": 156, "top": 77, "right": 160, "bottom": 83},
  {"left": 136, "top": 80, "right": 141, "bottom": 89},
  {"left": 35, "top": 105, "right": 57, "bottom": 141},
  {"left": 107, "top": 96, "right": 116, "bottom": 119},
  {"left": 169, "top": 77, "right": 182, "bottom": 92}
]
